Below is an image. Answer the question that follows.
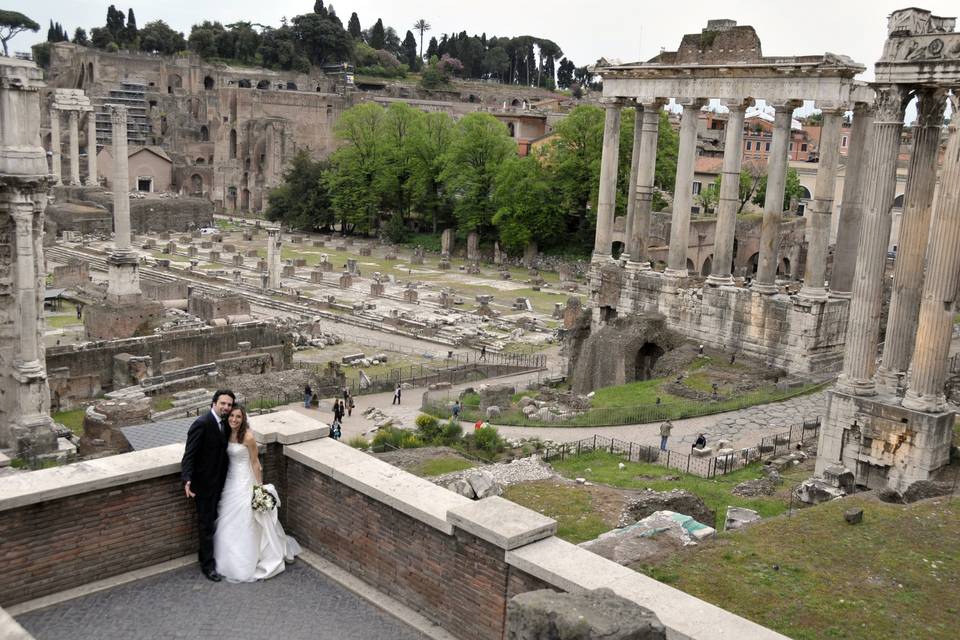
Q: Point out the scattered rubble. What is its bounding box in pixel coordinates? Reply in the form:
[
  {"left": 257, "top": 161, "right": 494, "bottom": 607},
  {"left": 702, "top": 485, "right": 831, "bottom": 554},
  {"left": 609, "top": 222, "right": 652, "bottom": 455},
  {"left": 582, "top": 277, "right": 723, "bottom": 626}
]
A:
[
  {"left": 724, "top": 506, "right": 761, "bottom": 531},
  {"left": 581, "top": 510, "right": 716, "bottom": 565},
  {"left": 618, "top": 489, "right": 715, "bottom": 529}
]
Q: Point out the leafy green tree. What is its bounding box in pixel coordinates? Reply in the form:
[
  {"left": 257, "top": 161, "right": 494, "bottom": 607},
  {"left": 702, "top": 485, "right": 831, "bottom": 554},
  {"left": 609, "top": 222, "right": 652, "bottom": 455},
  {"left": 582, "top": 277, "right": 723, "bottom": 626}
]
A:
[
  {"left": 425, "top": 36, "right": 438, "bottom": 60},
  {"left": 377, "top": 103, "right": 422, "bottom": 218},
  {"left": 410, "top": 112, "right": 455, "bottom": 232},
  {"left": 258, "top": 26, "right": 307, "bottom": 71},
  {"left": 347, "top": 12, "right": 362, "bottom": 39},
  {"left": 492, "top": 154, "right": 563, "bottom": 254},
  {"left": 545, "top": 105, "right": 603, "bottom": 241},
  {"left": 439, "top": 112, "right": 515, "bottom": 235},
  {"left": 266, "top": 150, "right": 332, "bottom": 230},
  {"left": 187, "top": 21, "right": 225, "bottom": 59},
  {"left": 556, "top": 57, "right": 575, "bottom": 89},
  {"left": 139, "top": 21, "right": 186, "bottom": 56},
  {"left": 654, "top": 110, "right": 679, "bottom": 195},
  {"left": 313, "top": 0, "right": 327, "bottom": 16},
  {"left": 0, "top": 10, "right": 39, "bottom": 56},
  {"left": 368, "top": 18, "right": 385, "bottom": 50},
  {"left": 226, "top": 22, "right": 261, "bottom": 63},
  {"left": 413, "top": 19, "right": 430, "bottom": 59},
  {"left": 482, "top": 47, "right": 509, "bottom": 82},
  {"left": 105, "top": 5, "right": 124, "bottom": 45},
  {"left": 401, "top": 30, "right": 419, "bottom": 69},
  {"left": 752, "top": 167, "right": 803, "bottom": 211},
  {"left": 73, "top": 27, "right": 89, "bottom": 46},
  {"left": 290, "top": 11, "right": 352, "bottom": 65},
  {"left": 325, "top": 103, "right": 387, "bottom": 234},
  {"left": 90, "top": 26, "right": 112, "bottom": 49},
  {"left": 31, "top": 42, "right": 50, "bottom": 66}
]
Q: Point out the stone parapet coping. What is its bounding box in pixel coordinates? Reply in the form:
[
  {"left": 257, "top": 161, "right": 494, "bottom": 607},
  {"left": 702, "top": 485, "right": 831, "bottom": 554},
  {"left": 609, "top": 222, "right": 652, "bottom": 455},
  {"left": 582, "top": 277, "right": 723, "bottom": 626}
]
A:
[
  {"left": 447, "top": 496, "right": 556, "bottom": 550},
  {"left": 0, "top": 410, "right": 326, "bottom": 512},
  {"left": 506, "top": 536, "right": 790, "bottom": 640},
  {"left": 0, "top": 606, "right": 35, "bottom": 639},
  {"left": 285, "top": 438, "right": 471, "bottom": 535},
  {"left": 250, "top": 410, "right": 329, "bottom": 444},
  {"left": 0, "top": 444, "right": 184, "bottom": 512}
]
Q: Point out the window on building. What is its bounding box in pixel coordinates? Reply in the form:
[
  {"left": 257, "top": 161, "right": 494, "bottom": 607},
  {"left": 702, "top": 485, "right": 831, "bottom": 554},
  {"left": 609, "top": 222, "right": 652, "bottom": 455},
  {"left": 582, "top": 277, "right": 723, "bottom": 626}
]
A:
[
  {"left": 789, "top": 142, "right": 794, "bottom": 151},
  {"left": 765, "top": 142, "right": 771, "bottom": 152},
  {"left": 745, "top": 140, "right": 752, "bottom": 150},
  {"left": 801, "top": 143, "right": 808, "bottom": 152},
  {"left": 841, "top": 135, "right": 848, "bottom": 147},
  {"left": 692, "top": 181, "right": 702, "bottom": 195}
]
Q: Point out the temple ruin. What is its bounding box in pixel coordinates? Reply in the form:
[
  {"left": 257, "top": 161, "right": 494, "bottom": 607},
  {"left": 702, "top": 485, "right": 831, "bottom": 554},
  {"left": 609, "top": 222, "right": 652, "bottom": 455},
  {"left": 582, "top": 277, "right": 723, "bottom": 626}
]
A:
[{"left": 816, "top": 8, "right": 960, "bottom": 492}]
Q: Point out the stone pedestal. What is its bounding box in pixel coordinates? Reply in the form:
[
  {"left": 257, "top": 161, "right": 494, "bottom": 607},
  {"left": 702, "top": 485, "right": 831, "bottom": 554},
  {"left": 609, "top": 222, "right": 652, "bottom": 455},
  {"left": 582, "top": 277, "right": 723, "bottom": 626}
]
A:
[
  {"left": 257, "top": 259, "right": 267, "bottom": 272},
  {"left": 209, "top": 251, "right": 220, "bottom": 262},
  {"left": 346, "top": 258, "right": 358, "bottom": 275},
  {"left": 318, "top": 258, "right": 333, "bottom": 272},
  {"left": 187, "top": 246, "right": 198, "bottom": 257},
  {"left": 816, "top": 389, "right": 954, "bottom": 493},
  {"left": 282, "top": 264, "right": 296, "bottom": 277},
  {"left": 370, "top": 282, "right": 385, "bottom": 297},
  {"left": 313, "top": 240, "right": 324, "bottom": 248},
  {"left": 359, "top": 247, "right": 371, "bottom": 257},
  {"left": 403, "top": 287, "right": 418, "bottom": 303},
  {"left": 467, "top": 261, "right": 481, "bottom": 274},
  {"left": 438, "top": 254, "right": 451, "bottom": 270},
  {"left": 339, "top": 272, "right": 353, "bottom": 288},
  {"left": 310, "top": 269, "right": 324, "bottom": 283},
  {"left": 233, "top": 254, "right": 244, "bottom": 267}
]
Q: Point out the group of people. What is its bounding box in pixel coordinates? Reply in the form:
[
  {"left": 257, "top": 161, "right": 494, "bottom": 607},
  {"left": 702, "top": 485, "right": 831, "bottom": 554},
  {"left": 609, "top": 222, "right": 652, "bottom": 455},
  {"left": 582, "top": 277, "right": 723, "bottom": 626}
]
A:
[
  {"left": 180, "top": 390, "right": 300, "bottom": 584},
  {"left": 302, "top": 384, "right": 356, "bottom": 440},
  {"left": 658, "top": 419, "right": 708, "bottom": 452}
]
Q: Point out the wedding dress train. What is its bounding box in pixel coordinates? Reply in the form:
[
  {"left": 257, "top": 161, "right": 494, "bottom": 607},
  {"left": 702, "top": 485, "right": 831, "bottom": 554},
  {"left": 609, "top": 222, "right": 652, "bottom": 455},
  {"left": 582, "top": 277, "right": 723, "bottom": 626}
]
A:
[{"left": 214, "top": 442, "right": 300, "bottom": 582}]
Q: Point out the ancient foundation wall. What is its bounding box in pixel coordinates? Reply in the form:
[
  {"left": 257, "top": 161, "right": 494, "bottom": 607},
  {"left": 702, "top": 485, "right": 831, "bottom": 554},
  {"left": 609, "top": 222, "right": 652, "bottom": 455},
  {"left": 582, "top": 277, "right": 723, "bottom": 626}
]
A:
[
  {"left": 0, "top": 411, "right": 786, "bottom": 639},
  {"left": 48, "top": 186, "right": 213, "bottom": 235},
  {"left": 589, "top": 264, "right": 848, "bottom": 377},
  {"left": 816, "top": 390, "right": 955, "bottom": 493},
  {"left": 46, "top": 321, "right": 291, "bottom": 392}
]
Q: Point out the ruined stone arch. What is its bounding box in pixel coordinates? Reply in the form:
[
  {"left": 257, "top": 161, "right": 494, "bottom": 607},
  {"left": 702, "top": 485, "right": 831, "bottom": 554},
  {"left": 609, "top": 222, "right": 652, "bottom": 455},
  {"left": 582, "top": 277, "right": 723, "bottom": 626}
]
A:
[
  {"left": 686, "top": 258, "right": 695, "bottom": 272},
  {"left": 506, "top": 122, "right": 515, "bottom": 137},
  {"left": 256, "top": 79, "right": 271, "bottom": 90},
  {"left": 700, "top": 255, "right": 713, "bottom": 276},
  {"left": 204, "top": 75, "right": 214, "bottom": 90},
  {"left": 747, "top": 252, "right": 760, "bottom": 276},
  {"left": 195, "top": 157, "right": 205, "bottom": 165},
  {"left": 190, "top": 174, "right": 203, "bottom": 195},
  {"left": 511, "top": 98, "right": 521, "bottom": 107},
  {"left": 467, "top": 94, "right": 478, "bottom": 103},
  {"left": 238, "top": 79, "right": 252, "bottom": 89},
  {"left": 199, "top": 125, "right": 209, "bottom": 142},
  {"left": 286, "top": 81, "right": 298, "bottom": 90},
  {"left": 226, "top": 186, "right": 238, "bottom": 210},
  {"left": 777, "top": 256, "right": 791, "bottom": 276},
  {"left": 241, "top": 188, "right": 250, "bottom": 210},
  {"left": 798, "top": 185, "right": 812, "bottom": 200},
  {"left": 168, "top": 74, "right": 182, "bottom": 94},
  {"left": 634, "top": 342, "right": 665, "bottom": 381},
  {"left": 611, "top": 241, "right": 624, "bottom": 260}
]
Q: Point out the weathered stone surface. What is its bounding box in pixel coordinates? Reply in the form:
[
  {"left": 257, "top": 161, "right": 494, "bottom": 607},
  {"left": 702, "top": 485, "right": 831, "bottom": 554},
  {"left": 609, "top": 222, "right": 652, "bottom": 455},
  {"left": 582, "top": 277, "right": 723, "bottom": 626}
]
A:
[
  {"left": 794, "top": 477, "right": 845, "bottom": 505},
  {"left": 506, "top": 588, "right": 666, "bottom": 640},
  {"left": 725, "top": 506, "right": 761, "bottom": 531},
  {"left": 902, "top": 480, "right": 954, "bottom": 503},
  {"left": 619, "top": 489, "right": 715, "bottom": 529},
  {"left": 478, "top": 384, "right": 515, "bottom": 411},
  {"left": 465, "top": 470, "right": 503, "bottom": 500},
  {"left": 844, "top": 508, "right": 864, "bottom": 525}
]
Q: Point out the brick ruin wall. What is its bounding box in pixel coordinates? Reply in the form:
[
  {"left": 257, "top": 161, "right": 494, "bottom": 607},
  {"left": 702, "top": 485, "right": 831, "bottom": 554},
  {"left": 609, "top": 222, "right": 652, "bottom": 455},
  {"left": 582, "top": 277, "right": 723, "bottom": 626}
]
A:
[{"left": 46, "top": 186, "right": 213, "bottom": 236}]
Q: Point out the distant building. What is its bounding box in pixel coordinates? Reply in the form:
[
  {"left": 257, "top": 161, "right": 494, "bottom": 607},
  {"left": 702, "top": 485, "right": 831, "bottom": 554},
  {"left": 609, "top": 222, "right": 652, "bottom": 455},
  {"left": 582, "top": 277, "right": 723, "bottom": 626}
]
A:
[{"left": 97, "top": 145, "right": 173, "bottom": 192}]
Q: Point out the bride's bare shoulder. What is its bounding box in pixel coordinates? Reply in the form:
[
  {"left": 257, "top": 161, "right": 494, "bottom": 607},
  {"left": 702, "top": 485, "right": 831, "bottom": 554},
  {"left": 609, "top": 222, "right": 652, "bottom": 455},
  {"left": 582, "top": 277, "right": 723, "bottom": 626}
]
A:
[{"left": 243, "top": 430, "right": 257, "bottom": 445}]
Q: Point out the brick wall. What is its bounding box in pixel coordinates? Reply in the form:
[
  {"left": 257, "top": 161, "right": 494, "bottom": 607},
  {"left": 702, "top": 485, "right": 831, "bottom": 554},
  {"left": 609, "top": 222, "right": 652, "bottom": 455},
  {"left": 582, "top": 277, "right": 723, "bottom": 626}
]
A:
[
  {"left": 282, "top": 459, "right": 549, "bottom": 640},
  {"left": 0, "top": 474, "right": 195, "bottom": 608}
]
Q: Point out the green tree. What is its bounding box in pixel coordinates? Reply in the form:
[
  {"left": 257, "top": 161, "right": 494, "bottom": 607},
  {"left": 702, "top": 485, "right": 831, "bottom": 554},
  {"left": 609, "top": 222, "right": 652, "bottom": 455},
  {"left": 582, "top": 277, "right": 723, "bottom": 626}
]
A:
[
  {"left": 545, "top": 104, "right": 604, "bottom": 242},
  {"left": 413, "top": 18, "right": 430, "bottom": 60},
  {"left": 266, "top": 150, "right": 332, "bottom": 230},
  {"left": 377, "top": 103, "right": 422, "bottom": 219},
  {"left": 425, "top": 36, "right": 438, "bottom": 60},
  {"left": 752, "top": 167, "right": 803, "bottom": 211},
  {"left": 73, "top": 27, "right": 89, "bottom": 46},
  {"left": 347, "top": 12, "right": 362, "bottom": 40},
  {"left": 105, "top": 5, "right": 124, "bottom": 45},
  {"left": 139, "top": 21, "right": 186, "bottom": 56},
  {"left": 698, "top": 179, "right": 721, "bottom": 214},
  {"left": 325, "top": 103, "right": 387, "bottom": 234},
  {"left": 492, "top": 154, "right": 562, "bottom": 254},
  {"left": 557, "top": 57, "right": 575, "bottom": 89},
  {"left": 126, "top": 8, "right": 138, "bottom": 46},
  {"left": 368, "top": 18, "right": 385, "bottom": 50},
  {"left": 187, "top": 21, "right": 224, "bottom": 58},
  {"left": 439, "top": 112, "right": 516, "bottom": 235},
  {"left": 654, "top": 109, "right": 679, "bottom": 195},
  {"left": 410, "top": 111, "right": 455, "bottom": 232},
  {"left": 0, "top": 10, "right": 39, "bottom": 56},
  {"left": 290, "top": 11, "right": 352, "bottom": 65},
  {"left": 226, "top": 22, "right": 261, "bottom": 63},
  {"left": 401, "top": 30, "right": 419, "bottom": 69},
  {"left": 482, "top": 46, "right": 509, "bottom": 82}
]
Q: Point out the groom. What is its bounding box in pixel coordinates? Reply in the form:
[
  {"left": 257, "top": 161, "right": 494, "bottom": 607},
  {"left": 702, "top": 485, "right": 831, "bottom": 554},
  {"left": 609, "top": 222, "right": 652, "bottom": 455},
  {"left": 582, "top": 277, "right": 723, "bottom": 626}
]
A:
[{"left": 181, "top": 389, "right": 235, "bottom": 582}]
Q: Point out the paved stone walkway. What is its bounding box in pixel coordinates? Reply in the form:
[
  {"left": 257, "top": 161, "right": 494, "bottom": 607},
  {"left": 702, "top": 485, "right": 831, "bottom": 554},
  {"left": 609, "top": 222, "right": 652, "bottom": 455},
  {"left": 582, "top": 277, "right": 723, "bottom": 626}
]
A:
[{"left": 16, "top": 563, "right": 427, "bottom": 640}]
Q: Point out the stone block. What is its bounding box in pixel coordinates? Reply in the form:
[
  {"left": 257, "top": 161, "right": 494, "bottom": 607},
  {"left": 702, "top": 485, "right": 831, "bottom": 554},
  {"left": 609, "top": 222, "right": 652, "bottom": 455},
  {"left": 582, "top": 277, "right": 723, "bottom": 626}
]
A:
[
  {"left": 257, "top": 260, "right": 268, "bottom": 272},
  {"left": 222, "top": 243, "right": 236, "bottom": 253},
  {"left": 359, "top": 247, "right": 371, "bottom": 256},
  {"left": 724, "top": 506, "right": 761, "bottom": 531},
  {"left": 282, "top": 265, "right": 296, "bottom": 277},
  {"left": 208, "top": 251, "right": 220, "bottom": 262},
  {"left": 403, "top": 288, "right": 418, "bottom": 303},
  {"left": 232, "top": 255, "right": 244, "bottom": 267},
  {"left": 339, "top": 273, "right": 353, "bottom": 289},
  {"left": 313, "top": 240, "right": 325, "bottom": 248},
  {"left": 200, "top": 241, "right": 212, "bottom": 249},
  {"left": 507, "top": 588, "right": 666, "bottom": 640},
  {"left": 410, "top": 255, "right": 424, "bottom": 265},
  {"left": 447, "top": 496, "right": 555, "bottom": 550},
  {"left": 844, "top": 508, "right": 863, "bottom": 525},
  {"left": 290, "top": 235, "right": 302, "bottom": 243},
  {"left": 370, "top": 282, "right": 385, "bottom": 297},
  {"left": 246, "top": 249, "right": 259, "bottom": 257},
  {"left": 310, "top": 270, "right": 324, "bottom": 283},
  {"left": 165, "top": 242, "right": 177, "bottom": 254}
]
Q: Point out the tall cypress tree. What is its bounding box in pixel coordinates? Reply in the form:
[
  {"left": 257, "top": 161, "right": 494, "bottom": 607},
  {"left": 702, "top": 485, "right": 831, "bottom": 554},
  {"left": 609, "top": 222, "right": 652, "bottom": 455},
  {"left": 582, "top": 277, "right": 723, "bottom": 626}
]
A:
[
  {"left": 369, "top": 18, "right": 385, "bottom": 50},
  {"left": 402, "top": 30, "right": 418, "bottom": 69},
  {"left": 126, "top": 8, "right": 137, "bottom": 45},
  {"left": 347, "top": 12, "right": 362, "bottom": 40}
]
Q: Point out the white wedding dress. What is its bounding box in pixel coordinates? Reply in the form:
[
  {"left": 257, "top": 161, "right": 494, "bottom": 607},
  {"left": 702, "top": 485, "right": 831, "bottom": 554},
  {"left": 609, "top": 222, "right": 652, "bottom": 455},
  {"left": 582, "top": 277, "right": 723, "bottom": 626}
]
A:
[{"left": 214, "top": 442, "right": 301, "bottom": 582}]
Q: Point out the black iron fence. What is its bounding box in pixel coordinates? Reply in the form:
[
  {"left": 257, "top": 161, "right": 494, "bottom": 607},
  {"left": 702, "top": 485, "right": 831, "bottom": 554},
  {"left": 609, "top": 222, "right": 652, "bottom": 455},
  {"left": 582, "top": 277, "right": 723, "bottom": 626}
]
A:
[{"left": 539, "top": 418, "right": 821, "bottom": 479}]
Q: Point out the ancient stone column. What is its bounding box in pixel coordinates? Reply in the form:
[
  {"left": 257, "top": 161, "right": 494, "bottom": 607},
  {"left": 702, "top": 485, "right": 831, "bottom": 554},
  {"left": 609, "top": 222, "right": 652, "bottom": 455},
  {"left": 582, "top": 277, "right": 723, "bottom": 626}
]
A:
[
  {"left": 267, "top": 229, "right": 282, "bottom": 289},
  {"left": 665, "top": 98, "right": 704, "bottom": 277},
  {"left": 707, "top": 99, "right": 747, "bottom": 286},
  {"left": 876, "top": 89, "right": 947, "bottom": 391},
  {"left": 829, "top": 103, "right": 875, "bottom": 297},
  {"left": 68, "top": 110, "right": 81, "bottom": 186},
  {"left": 110, "top": 105, "right": 131, "bottom": 251},
  {"left": 592, "top": 98, "right": 622, "bottom": 258},
  {"left": 902, "top": 97, "right": 960, "bottom": 413},
  {"left": 799, "top": 107, "right": 844, "bottom": 301},
  {"left": 86, "top": 110, "right": 98, "bottom": 186},
  {"left": 752, "top": 101, "right": 798, "bottom": 294},
  {"left": 628, "top": 100, "right": 662, "bottom": 268},
  {"left": 49, "top": 107, "right": 61, "bottom": 185},
  {"left": 836, "top": 85, "right": 907, "bottom": 396},
  {"left": 622, "top": 104, "right": 644, "bottom": 263}
]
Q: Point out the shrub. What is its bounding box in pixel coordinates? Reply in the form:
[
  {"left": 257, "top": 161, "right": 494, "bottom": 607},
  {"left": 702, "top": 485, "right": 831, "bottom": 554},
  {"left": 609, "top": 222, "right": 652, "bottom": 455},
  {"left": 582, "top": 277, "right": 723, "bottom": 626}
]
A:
[
  {"left": 415, "top": 414, "right": 443, "bottom": 442},
  {"left": 474, "top": 425, "right": 506, "bottom": 455},
  {"left": 373, "top": 426, "right": 423, "bottom": 450},
  {"left": 440, "top": 419, "right": 463, "bottom": 445},
  {"left": 346, "top": 435, "right": 370, "bottom": 449}
]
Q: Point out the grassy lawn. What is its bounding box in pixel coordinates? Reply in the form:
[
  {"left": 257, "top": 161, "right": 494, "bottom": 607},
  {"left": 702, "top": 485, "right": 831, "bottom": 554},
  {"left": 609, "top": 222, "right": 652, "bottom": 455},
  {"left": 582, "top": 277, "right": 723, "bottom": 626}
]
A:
[
  {"left": 410, "top": 456, "right": 476, "bottom": 477},
  {"left": 641, "top": 496, "right": 960, "bottom": 640},
  {"left": 504, "top": 482, "right": 612, "bottom": 543},
  {"left": 53, "top": 408, "right": 86, "bottom": 435},
  {"left": 551, "top": 451, "right": 791, "bottom": 530},
  {"left": 153, "top": 396, "right": 174, "bottom": 412},
  {"left": 46, "top": 314, "right": 82, "bottom": 329}
]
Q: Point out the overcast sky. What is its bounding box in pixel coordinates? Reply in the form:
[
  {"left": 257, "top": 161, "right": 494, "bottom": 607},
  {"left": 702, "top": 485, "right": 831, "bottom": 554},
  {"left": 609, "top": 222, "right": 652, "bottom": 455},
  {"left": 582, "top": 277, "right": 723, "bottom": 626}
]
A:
[{"left": 6, "top": 0, "right": 957, "bottom": 117}]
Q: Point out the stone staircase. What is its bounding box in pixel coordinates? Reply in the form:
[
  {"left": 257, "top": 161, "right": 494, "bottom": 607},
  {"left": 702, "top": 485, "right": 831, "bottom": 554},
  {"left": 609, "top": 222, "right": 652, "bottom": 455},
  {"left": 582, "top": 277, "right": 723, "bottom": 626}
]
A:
[{"left": 91, "top": 81, "right": 153, "bottom": 145}]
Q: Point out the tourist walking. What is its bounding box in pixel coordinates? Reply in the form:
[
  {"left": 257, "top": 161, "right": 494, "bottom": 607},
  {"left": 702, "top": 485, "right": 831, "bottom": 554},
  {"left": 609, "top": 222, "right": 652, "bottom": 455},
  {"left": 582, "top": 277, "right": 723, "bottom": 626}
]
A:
[
  {"left": 659, "top": 420, "right": 673, "bottom": 451},
  {"left": 452, "top": 400, "right": 461, "bottom": 420},
  {"left": 303, "top": 384, "right": 312, "bottom": 409},
  {"left": 332, "top": 398, "right": 343, "bottom": 424},
  {"left": 346, "top": 391, "right": 354, "bottom": 417},
  {"left": 338, "top": 400, "right": 346, "bottom": 421},
  {"left": 393, "top": 383, "right": 402, "bottom": 405},
  {"left": 479, "top": 345, "right": 486, "bottom": 362}
]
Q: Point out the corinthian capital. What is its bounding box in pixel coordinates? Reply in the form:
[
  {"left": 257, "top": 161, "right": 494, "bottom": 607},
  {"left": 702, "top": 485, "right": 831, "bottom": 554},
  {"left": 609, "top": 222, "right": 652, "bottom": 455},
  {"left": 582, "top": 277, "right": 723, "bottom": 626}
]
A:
[
  {"left": 109, "top": 105, "right": 128, "bottom": 126},
  {"left": 915, "top": 88, "right": 948, "bottom": 126},
  {"left": 872, "top": 84, "right": 909, "bottom": 123}
]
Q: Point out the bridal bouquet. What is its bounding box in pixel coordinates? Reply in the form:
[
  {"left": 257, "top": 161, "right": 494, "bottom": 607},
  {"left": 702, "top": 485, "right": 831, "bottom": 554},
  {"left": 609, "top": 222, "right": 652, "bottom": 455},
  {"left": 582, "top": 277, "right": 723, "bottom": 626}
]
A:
[{"left": 252, "top": 484, "right": 277, "bottom": 512}]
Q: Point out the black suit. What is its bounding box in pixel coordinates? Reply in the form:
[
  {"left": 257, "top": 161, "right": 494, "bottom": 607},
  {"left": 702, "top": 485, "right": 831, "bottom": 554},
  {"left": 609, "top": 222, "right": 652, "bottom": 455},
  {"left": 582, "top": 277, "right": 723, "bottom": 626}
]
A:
[{"left": 181, "top": 410, "right": 228, "bottom": 573}]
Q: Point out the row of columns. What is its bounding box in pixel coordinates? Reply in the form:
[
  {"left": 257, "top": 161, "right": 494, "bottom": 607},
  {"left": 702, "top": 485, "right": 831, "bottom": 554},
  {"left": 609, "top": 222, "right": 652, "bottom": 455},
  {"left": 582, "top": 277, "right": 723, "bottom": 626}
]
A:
[
  {"left": 48, "top": 107, "right": 97, "bottom": 187},
  {"left": 838, "top": 87, "right": 958, "bottom": 413},
  {"left": 594, "top": 96, "right": 868, "bottom": 299}
]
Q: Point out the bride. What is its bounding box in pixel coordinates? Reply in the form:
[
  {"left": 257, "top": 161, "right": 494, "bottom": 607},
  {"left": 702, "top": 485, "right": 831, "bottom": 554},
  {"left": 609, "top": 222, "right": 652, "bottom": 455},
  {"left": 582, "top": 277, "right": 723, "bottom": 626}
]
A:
[{"left": 214, "top": 405, "right": 300, "bottom": 582}]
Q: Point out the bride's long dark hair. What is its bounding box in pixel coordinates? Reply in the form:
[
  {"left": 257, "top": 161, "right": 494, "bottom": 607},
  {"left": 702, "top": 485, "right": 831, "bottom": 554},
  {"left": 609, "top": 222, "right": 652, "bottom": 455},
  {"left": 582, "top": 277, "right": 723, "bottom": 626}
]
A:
[{"left": 229, "top": 405, "right": 250, "bottom": 444}]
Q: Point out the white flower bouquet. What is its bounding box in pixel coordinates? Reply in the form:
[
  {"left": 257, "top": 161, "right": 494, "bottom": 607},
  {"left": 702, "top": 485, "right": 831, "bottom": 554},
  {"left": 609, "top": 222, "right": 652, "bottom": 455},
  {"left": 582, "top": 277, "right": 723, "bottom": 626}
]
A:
[{"left": 252, "top": 484, "right": 277, "bottom": 512}]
